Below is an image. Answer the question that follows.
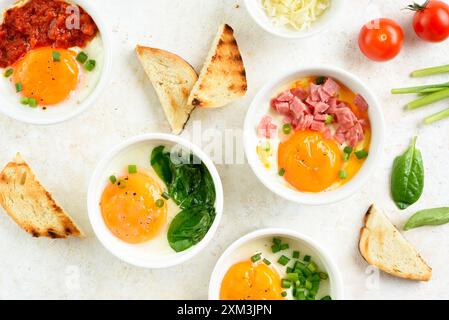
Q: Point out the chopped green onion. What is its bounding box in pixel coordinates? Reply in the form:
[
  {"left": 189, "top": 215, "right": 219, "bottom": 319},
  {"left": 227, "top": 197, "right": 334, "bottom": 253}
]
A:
[
  {"left": 263, "top": 141, "right": 271, "bottom": 152},
  {"left": 411, "top": 64, "right": 449, "bottom": 77},
  {"left": 424, "top": 107, "right": 449, "bottom": 125},
  {"left": 273, "top": 238, "right": 282, "bottom": 245},
  {"left": 117, "top": 179, "right": 127, "bottom": 189},
  {"left": 321, "top": 295, "right": 332, "bottom": 301},
  {"left": 406, "top": 88, "right": 449, "bottom": 110},
  {"left": 52, "top": 50, "right": 61, "bottom": 62},
  {"left": 339, "top": 170, "right": 347, "bottom": 180},
  {"left": 287, "top": 273, "right": 299, "bottom": 282},
  {"left": 286, "top": 267, "right": 293, "bottom": 273},
  {"left": 85, "top": 59, "right": 96, "bottom": 71},
  {"left": 281, "top": 279, "right": 292, "bottom": 289},
  {"left": 162, "top": 191, "right": 170, "bottom": 200},
  {"left": 20, "top": 97, "right": 29, "bottom": 105},
  {"left": 281, "top": 291, "right": 287, "bottom": 298},
  {"left": 251, "top": 253, "right": 262, "bottom": 263},
  {"left": 315, "top": 76, "right": 327, "bottom": 85},
  {"left": 4, "top": 68, "right": 13, "bottom": 77},
  {"left": 280, "top": 243, "right": 289, "bottom": 251},
  {"left": 307, "top": 262, "right": 318, "bottom": 273},
  {"left": 305, "top": 279, "right": 313, "bottom": 290},
  {"left": 128, "top": 165, "right": 137, "bottom": 174},
  {"left": 278, "top": 255, "right": 290, "bottom": 266},
  {"left": 263, "top": 258, "right": 271, "bottom": 265},
  {"left": 325, "top": 115, "right": 334, "bottom": 125},
  {"left": 278, "top": 168, "right": 285, "bottom": 177},
  {"left": 344, "top": 146, "right": 353, "bottom": 154},
  {"left": 76, "top": 51, "right": 88, "bottom": 63},
  {"left": 296, "top": 291, "right": 307, "bottom": 300},
  {"left": 28, "top": 98, "right": 37, "bottom": 108},
  {"left": 293, "top": 251, "right": 300, "bottom": 259},
  {"left": 155, "top": 199, "right": 165, "bottom": 208},
  {"left": 15, "top": 82, "right": 22, "bottom": 92},
  {"left": 303, "top": 255, "right": 311, "bottom": 262},
  {"left": 319, "top": 272, "right": 329, "bottom": 280},
  {"left": 271, "top": 244, "right": 281, "bottom": 254},
  {"left": 282, "top": 123, "right": 292, "bottom": 135},
  {"left": 355, "top": 150, "right": 369, "bottom": 159},
  {"left": 109, "top": 175, "right": 117, "bottom": 184}
]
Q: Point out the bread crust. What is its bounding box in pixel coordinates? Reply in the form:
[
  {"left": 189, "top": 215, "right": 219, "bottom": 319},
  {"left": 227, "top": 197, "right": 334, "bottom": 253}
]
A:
[{"left": 0, "top": 153, "right": 84, "bottom": 239}]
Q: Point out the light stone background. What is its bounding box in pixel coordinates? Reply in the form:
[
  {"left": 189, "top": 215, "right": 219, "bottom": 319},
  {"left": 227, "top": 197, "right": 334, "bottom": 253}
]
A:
[{"left": 1, "top": 0, "right": 449, "bottom": 300}]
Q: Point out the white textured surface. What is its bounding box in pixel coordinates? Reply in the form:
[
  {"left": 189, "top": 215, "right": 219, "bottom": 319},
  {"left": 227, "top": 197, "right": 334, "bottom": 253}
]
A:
[{"left": 1, "top": 0, "right": 449, "bottom": 300}]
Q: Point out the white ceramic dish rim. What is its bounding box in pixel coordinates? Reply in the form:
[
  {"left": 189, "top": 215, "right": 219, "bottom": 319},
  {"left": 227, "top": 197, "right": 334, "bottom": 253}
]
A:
[
  {"left": 0, "top": 0, "right": 112, "bottom": 125},
  {"left": 208, "top": 228, "right": 344, "bottom": 300},
  {"left": 244, "top": 0, "right": 345, "bottom": 39},
  {"left": 243, "top": 65, "right": 385, "bottom": 206},
  {"left": 87, "top": 133, "right": 224, "bottom": 269}
]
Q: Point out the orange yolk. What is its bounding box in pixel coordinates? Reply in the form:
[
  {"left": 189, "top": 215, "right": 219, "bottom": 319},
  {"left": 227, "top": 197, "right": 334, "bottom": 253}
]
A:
[
  {"left": 220, "top": 261, "right": 284, "bottom": 300},
  {"left": 13, "top": 47, "right": 79, "bottom": 106},
  {"left": 100, "top": 172, "right": 167, "bottom": 244},
  {"left": 278, "top": 131, "right": 343, "bottom": 193}
]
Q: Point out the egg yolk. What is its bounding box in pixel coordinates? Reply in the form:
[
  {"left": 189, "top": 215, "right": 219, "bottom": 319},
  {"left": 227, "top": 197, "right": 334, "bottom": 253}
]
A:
[
  {"left": 13, "top": 47, "right": 79, "bottom": 106},
  {"left": 278, "top": 131, "right": 343, "bottom": 193},
  {"left": 100, "top": 172, "right": 167, "bottom": 244},
  {"left": 220, "top": 261, "right": 284, "bottom": 300}
]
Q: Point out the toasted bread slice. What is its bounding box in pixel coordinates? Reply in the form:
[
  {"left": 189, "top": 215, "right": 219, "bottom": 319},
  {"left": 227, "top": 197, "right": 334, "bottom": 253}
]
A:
[
  {"left": 136, "top": 46, "right": 198, "bottom": 134},
  {"left": 187, "top": 24, "right": 247, "bottom": 109},
  {"left": 0, "top": 153, "right": 83, "bottom": 239},
  {"left": 359, "top": 205, "right": 432, "bottom": 281}
]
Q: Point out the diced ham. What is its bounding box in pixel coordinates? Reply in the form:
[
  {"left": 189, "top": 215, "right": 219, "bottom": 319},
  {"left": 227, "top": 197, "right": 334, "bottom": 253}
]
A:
[
  {"left": 291, "top": 87, "right": 308, "bottom": 100},
  {"left": 311, "top": 120, "right": 326, "bottom": 132},
  {"left": 354, "top": 94, "right": 369, "bottom": 111},
  {"left": 318, "top": 87, "right": 332, "bottom": 102},
  {"left": 274, "top": 101, "right": 290, "bottom": 116},
  {"left": 314, "top": 113, "right": 329, "bottom": 121},
  {"left": 257, "top": 116, "right": 277, "bottom": 139},
  {"left": 276, "top": 91, "right": 294, "bottom": 102},
  {"left": 310, "top": 84, "right": 321, "bottom": 102},
  {"left": 323, "top": 78, "right": 340, "bottom": 96},
  {"left": 290, "top": 97, "right": 309, "bottom": 118},
  {"left": 313, "top": 102, "right": 330, "bottom": 114}
]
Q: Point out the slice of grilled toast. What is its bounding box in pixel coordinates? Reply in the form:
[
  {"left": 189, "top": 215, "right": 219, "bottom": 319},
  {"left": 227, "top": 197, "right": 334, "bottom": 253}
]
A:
[
  {"left": 359, "top": 205, "right": 432, "bottom": 281},
  {"left": 187, "top": 24, "right": 247, "bottom": 109},
  {"left": 136, "top": 46, "right": 198, "bottom": 134},
  {"left": 0, "top": 153, "right": 83, "bottom": 239}
]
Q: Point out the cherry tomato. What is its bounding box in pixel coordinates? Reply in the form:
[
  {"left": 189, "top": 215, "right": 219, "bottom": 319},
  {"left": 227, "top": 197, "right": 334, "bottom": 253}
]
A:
[
  {"left": 358, "top": 18, "right": 404, "bottom": 62},
  {"left": 410, "top": 0, "right": 449, "bottom": 42}
]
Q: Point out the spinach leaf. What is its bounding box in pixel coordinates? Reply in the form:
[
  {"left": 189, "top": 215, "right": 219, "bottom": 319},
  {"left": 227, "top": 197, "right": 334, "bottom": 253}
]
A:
[
  {"left": 404, "top": 207, "right": 449, "bottom": 231},
  {"left": 150, "top": 146, "right": 172, "bottom": 185},
  {"left": 167, "top": 206, "right": 216, "bottom": 252},
  {"left": 391, "top": 137, "right": 424, "bottom": 210}
]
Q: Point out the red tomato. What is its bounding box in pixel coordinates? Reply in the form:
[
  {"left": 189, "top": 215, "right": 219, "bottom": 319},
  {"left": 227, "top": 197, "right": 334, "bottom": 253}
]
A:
[
  {"left": 411, "top": 0, "right": 449, "bottom": 42},
  {"left": 358, "top": 18, "right": 404, "bottom": 62}
]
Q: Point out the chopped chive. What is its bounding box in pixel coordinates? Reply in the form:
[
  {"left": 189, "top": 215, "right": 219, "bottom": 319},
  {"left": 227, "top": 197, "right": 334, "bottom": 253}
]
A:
[
  {"left": 280, "top": 243, "right": 289, "bottom": 251},
  {"left": 315, "top": 76, "right": 327, "bottom": 85},
  {"left": 15, "top": 82, "right": 22, "bottom": 92},
  {"left": 4, "top": 68, "right": 13, "bottom": 77},
  {"left": 305, "top": 279, "right": 313, "bottom": 290},
  {"left": 296, "top": 291, "right": 307, "bottom": 300},
  {"left": 282, "top": 123, "right": 292, "bottom": 135},
  {"left": 281, "top": 291, "right": 287, "bottom": 298},
  {"left": 52, "top": 50, "right": 61, "bottom": 62},
  {"left": 162, "top": 191, "right": 170, "bottom": 200},
  {"left": 155, "top": 199, "right": 165, "bottom": 208},
  {"left": 307, "top": 262, "right": 318, "bottom": 273},
  {"left": 311, "top": 273, "right": 321, "bottom": 282},
  {"left": 287, "top": 273, "right": 299, "bottom": 282},
  {"left": 339, "top": 170, "right": 347, "bottom": 180},
  {"left": 293, "top": 251, "right": 300, "bottom": 259},
  {"left": 278, "top": 255, "right": 290, "bottom": 266},
  {"left": 281, "top": 279, "right": 292, "bottom": 289},
  {"left": 319, "top": 272, "right": 329, "bottom": 280},
  {"left": 117, "top": 179, "right": 127, "bottom": 189},
  {"left": 251, "top": 253, "right": 262, "bottom": 263},
  {"left": 303, "top": 255, "right": 311, "bottom": 262},
  {"left": 321, "top": 295, "right": 332, "bottom": 301},
  {"left": 76, "top": 51, "right": 88, "bottom": 63},
  {"left": 85, "top": 59, "right": 96, "bottom": 71},
  {"left": 325, "top": 115, "right": 334, "bottom": 125},
  {"left": 273, "top": 237, "right": 282, "bottom": 246},
  {"left": 286, "top": 267, "right": 293, "bottom": 273},
  {"left": 263, "top": 258, "right": 271, "bottom": 265},
  {"left": 271, "top": 244, "right": 281, "bottom": 254},
  {"left": 20, "top": 97, "right": 29, "bottom": 105},
  {"left": 28, "top": 98, "right": 37, "bottom": 108},
  {"left": 128, "top": 164, "right": 137, "bottom": 174},
  {"left": 278, "top": 168, "right": 285, "bottom": 177},
  {"left": 355, "top": 150, "right": 369, "bottom": 159},
  {"left": 109, "top": 175, "right": 117, "bottom": 184}
]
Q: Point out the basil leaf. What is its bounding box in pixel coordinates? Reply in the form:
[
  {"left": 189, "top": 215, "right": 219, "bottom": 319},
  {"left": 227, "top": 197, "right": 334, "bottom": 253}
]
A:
[
  {"left": 404, "top": 207, "right": 449, "bottom": 231},
  {"left": 391, "top": 137, "right": 424, "bottom": 210},
  {"left": 167, "top": 206, "right": 216, "bottom": 252},
  {"left": 150, "top": 146, "right": 172, "bottom": 185}
]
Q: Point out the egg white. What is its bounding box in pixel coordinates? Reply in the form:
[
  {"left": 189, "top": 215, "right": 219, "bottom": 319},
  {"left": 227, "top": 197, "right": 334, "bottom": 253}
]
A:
[
  {"left": 0, "top": 34, "right": 104, "bottom": 112},
  {"left": 221, "top": 236, "right": 331, "bottom": 300},
  {"left": 101, "top": 143, "right": 182, "bottom": 258}
]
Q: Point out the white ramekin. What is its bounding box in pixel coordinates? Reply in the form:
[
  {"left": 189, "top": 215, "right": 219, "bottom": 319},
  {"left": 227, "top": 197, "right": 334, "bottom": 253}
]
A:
[
  {"left": 209, "top": 228, "right": 344, "bottom": 300},
  {"left": 243, "top": 66, "right": 385, "bottom": 206},
  {"left": 87, "top": 133, "right": 224, "bottom": 269},
  {"left": 244, "top": 0, "right": 345, "bottom": 39},
  {"left": 0, "top": 0, "right": 112, "bottom": 125}
]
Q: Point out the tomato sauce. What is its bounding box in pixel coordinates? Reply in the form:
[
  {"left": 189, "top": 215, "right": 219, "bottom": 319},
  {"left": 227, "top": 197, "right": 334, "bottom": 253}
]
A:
[{"left": 0, "top": 0, "right": 98, "bottom": 68}]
